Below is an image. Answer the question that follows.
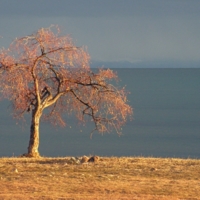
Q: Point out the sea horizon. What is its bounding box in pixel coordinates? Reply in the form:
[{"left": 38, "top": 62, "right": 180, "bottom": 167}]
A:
[{"left": 0, "top": 68, "right": 200, "bottom": 158}]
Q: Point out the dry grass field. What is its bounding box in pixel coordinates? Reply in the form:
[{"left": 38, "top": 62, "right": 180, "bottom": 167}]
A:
[{"left": 0, "top": 156, "right": 200, "bottom": 200}]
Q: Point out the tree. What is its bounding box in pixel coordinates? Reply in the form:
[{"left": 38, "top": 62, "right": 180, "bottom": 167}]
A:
[{"left": 0, "top": 26, "right": 132, "bottom": 157}]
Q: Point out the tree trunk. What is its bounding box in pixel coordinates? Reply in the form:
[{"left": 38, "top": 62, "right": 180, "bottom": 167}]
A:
[{"left": 27, "top": 108, "right": 42, "bottom": 157}]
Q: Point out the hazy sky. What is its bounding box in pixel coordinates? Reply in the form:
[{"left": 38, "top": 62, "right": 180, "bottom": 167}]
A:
[{"left": 0, "top": 0, "right": 200, "bottom": 67}]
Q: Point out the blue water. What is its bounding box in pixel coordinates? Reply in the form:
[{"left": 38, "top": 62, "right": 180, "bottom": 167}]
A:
[{"left": 0, "top": 68, "right": 200, "bottom": 158}]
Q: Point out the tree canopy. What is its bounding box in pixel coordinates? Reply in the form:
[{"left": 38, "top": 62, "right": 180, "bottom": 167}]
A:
[{"left": 0, "top": 26, "right": 132, "bottom": 157}]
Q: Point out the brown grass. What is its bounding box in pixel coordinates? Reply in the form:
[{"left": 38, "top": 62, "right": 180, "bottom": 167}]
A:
[{"left": 0, "top": 156, "right": 200, "bottom": 199}]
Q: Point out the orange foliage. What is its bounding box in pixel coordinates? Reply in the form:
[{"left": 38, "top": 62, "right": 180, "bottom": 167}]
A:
[{"left": 0, "top": 26, "right": 132, "bottom": 135}]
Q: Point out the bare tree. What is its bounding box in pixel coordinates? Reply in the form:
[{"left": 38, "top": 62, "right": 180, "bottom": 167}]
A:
[{"left": 0, "top": 26, "right": 132, "bottom": 157}]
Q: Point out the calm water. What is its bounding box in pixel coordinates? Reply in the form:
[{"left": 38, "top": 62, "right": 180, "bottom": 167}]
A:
[{"left": 0, "top": 68, "right": 200, "bottom": 158}]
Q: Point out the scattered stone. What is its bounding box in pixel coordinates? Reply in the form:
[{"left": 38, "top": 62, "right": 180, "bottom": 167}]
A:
[
  {"left": 150, "top": 168, "right": 157, "bottom": 171},
  {"left": 70, "top": 157, "right": 76, "bottom": 161},
  {"left": 13, "top": 168, "right": 18, "bottom": 173},
  {"left": 88, "top": 156, "right": 100, "bottom": 163},
  {"left": 81, "top": 156, "right": 89, "bottom": 163},
  {"left": 69, "top": 157, "right": 80, "bottom": 164},
  {"left": 68, "top": 155, "right": 100, "bottom": 164}
]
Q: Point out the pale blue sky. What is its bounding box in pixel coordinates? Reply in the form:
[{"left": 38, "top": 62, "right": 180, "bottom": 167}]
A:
[{"left": 0, "top": 0, "right": 200, "bottom": 67}]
